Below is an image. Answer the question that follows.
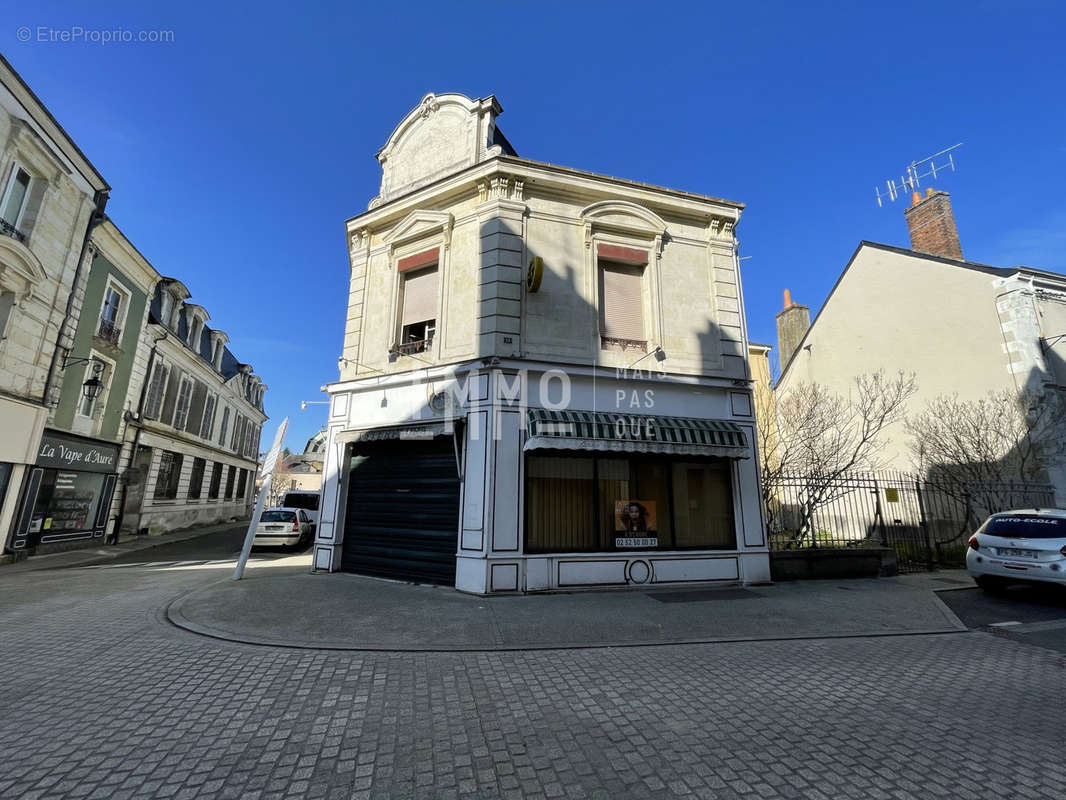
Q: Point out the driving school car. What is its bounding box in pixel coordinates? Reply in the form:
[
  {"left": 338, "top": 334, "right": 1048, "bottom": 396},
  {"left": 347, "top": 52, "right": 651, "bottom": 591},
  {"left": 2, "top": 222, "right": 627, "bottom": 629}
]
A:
[{"left": 966, "top": 508, "right": 1066, "bottom": 591}]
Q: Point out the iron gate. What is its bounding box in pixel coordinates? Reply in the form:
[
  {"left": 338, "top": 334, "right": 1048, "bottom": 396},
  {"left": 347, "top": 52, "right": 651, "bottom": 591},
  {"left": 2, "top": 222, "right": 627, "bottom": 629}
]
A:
[{"left": 765, "top": 471, "right": 1057, "bottom": 573}]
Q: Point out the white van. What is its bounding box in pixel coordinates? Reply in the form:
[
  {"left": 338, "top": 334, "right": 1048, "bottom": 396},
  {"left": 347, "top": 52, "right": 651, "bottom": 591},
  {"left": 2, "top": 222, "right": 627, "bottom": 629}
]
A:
[{"left": 279, "top": 490, "right": 321, "bottom": 530}]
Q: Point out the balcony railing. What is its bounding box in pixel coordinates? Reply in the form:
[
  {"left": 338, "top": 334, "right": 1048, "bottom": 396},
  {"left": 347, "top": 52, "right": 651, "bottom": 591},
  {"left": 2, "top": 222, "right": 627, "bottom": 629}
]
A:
[
  {"left": 396, "top": 337, "right": 433, "bottom": 356},
  {"left": 0, "top": 218, "right": 26, "bottom": 244},
  {"left": 97, "top": 318, "right": 122, "bottom": 346},
  {"left": 601, "top": 336, "right": 648, "bottom": 352}
]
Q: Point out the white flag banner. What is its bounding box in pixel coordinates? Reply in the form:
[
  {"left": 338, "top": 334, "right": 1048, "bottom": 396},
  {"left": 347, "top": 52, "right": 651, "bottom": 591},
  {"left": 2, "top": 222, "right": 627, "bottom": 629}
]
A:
[{"left": 233, "top": 417, "right": 289, "bottom": 581}]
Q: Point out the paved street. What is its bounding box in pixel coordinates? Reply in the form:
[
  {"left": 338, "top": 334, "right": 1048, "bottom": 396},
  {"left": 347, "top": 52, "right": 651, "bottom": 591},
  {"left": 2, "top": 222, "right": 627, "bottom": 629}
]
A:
[
  {"left": 939, "top": 582, "right": 1066, "bottom": 655},
  {"left": 2, "top": 532, "right": 1065, "bottom": 799}
]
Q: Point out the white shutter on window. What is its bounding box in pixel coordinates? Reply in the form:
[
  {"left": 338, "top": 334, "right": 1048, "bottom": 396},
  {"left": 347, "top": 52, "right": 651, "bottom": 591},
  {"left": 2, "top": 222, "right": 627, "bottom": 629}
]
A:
[
  {"left": 601, "top": 264, "right": 644, "bottom": 340},
  {"left": 401, "top": 267, "right": 438, "bottom": 326}
]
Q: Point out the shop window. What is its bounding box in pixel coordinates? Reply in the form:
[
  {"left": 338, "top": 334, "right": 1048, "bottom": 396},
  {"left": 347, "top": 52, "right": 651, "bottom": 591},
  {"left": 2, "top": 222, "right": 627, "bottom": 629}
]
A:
[
  {"left": 525, "top": 453, "right": 735, "bottom": 553},
  {"left": 188, "top": 457, "right": 206, "bottom": 500},
  {"left": 671, "top": 462, "right": 735, "bottom": 548},
  {"left": 600, "top": 260, "right": 645, "bottom": 351},
  {"left": 525, "top": 456, "right": 595, "bottom": 553},
  {"left": 224, "top": 465, "right": 236, "bottom": 499},
  {"left": 28, "top": 470, "right": 106, "bottom": 536},
  {"left": 207, "top": 462, "right": 222, "bottom": 499},
  {"left": 397, "top": 261, "right": 438, "bottom": 355},
  {"left": 154, "top": 451, "right": 183, "bottom": 500},
  {"left": 236, "top": 468, "right": 247, "bottom": 499}
]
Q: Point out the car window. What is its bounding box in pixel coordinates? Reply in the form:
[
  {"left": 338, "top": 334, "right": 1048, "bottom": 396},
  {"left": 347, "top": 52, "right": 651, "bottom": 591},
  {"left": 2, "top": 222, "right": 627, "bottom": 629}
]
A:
[
  {"left": 261, "top": 510, "right": 296, "bottom": 522},
  {"left": 282, "top": 493, "right": 319, "bottom": 511},
  {"left": 298, "top": 511, "right": 308, "bottom": 522},
  {"left": 982, "top": 515, "right": 1064, "bottom": 538}
]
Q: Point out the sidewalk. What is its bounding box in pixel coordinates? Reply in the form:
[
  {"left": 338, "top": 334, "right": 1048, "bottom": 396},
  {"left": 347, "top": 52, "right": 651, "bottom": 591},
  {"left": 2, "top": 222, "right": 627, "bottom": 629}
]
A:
[
  {"left": 167, "top": 565, "right": 971, "bottom": 652},
  {"left": 0, "top": 520, "right": 248, "bottom": 574}
]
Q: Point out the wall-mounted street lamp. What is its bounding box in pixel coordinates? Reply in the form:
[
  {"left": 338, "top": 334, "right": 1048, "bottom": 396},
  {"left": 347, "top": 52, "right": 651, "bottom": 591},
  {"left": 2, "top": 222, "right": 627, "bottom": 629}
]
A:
[
  {"left": 627, "top": 345, "right": 667, "bottom": 369},
  {"left": 60, "top": 350, "right": 104, "bottom": 401},
  {"left": 300, "top": 401, "right": 329, "bottom": 411}
]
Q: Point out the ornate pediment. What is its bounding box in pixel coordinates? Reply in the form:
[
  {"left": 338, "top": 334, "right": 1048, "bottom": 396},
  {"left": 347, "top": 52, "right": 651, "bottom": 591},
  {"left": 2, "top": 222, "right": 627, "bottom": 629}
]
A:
[
  {"left": 383, "top": 209, "right": 454, "bottom": 251},
  {"left": 0, "top": 235, "right": 47, "bottom": 300},
  {"left": 580, "top": 200, "right": 667, "bottom": 239},
  {"left": 370, "top": 93, "right": 505, "bottom": 207}
]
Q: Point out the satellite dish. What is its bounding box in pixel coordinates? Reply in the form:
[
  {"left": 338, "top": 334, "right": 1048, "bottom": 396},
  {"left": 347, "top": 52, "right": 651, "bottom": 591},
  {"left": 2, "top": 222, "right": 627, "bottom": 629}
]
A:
[{"left": 526, "top": 256, "right": 544, "bottom": 293}]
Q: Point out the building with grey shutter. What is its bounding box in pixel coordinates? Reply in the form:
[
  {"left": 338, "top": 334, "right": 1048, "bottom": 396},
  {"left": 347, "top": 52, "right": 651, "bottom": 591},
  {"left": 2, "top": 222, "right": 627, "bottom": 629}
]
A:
[
  {"left": 115, "top": 278, "right": 267, "bottom": 537},
  {"left": 313, "top": 93, "right": 767, "bottom": 593}
]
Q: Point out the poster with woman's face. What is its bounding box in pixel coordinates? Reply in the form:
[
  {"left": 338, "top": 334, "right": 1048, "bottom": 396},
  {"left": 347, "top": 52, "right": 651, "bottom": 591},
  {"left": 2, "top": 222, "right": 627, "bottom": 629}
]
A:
[{"left": 615, "top": 500, "right": 658, "bottom": 548}]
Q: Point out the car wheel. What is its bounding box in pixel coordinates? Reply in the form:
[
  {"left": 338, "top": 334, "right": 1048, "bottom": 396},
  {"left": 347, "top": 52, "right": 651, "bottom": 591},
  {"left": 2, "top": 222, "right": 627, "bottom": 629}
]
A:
[{"left": 976, "top": 576, "right": 1007, "bottom": 594}]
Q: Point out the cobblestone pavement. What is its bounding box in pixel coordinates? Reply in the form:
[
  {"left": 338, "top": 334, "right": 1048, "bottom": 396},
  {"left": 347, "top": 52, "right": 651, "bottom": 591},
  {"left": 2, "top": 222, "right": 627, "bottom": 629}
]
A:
[{"left": 2, "top": 557, "right": 1065, "bottom": 799}]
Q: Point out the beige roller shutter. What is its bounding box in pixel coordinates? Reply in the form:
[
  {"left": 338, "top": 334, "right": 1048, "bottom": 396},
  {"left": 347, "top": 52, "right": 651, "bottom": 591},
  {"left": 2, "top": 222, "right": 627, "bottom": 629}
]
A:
[
  {"left": 601, "top": 263, "right": 644, "bottom": 340},
  {"left": 401, "top": 267, "right": 439, "bottom": 326}
]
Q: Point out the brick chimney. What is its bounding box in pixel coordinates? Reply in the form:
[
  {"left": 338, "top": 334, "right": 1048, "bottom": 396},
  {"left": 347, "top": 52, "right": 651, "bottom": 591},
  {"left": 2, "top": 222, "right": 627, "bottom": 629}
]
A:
[
  {"left": 776, "top": 289, "right": 810, "bottom": 367},
  {"left": 903, "top": 187, "right": 963, "bottom": 260}
]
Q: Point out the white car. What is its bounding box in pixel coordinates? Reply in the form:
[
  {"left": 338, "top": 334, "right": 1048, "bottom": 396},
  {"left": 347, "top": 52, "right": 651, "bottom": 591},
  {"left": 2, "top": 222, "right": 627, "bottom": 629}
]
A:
[
  {"left": 280, "top": 490, "right": 320, "bottom": 531},
  {"left": 966, "top": 508, "right": 1066, "bottom": 591},
  {"left": 253, "top": 507, "right": 315, "bottom": 548}
]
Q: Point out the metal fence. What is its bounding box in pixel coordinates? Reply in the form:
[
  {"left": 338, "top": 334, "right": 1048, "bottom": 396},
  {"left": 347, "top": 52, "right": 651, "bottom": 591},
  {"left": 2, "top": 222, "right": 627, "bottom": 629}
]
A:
[{"left": 765, "top": 471, "right": 1057, "bottom": 572}]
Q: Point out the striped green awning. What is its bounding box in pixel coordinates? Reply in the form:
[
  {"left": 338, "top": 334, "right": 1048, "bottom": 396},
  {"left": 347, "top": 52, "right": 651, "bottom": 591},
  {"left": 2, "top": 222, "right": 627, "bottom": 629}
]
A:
[{"left": 525, "top": 409, "right": 749, "bottom": 459}]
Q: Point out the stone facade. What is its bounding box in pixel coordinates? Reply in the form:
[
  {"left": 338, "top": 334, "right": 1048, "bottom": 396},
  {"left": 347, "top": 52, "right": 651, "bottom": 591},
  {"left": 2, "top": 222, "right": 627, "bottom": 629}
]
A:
[
  {"left": 116, "top": 278, "right": 267, "bottom": 537},
  {"left": 0, "top": 56, "right": 110, "bottom": 550},
  {"left": 317, "top": 93, "right": 768, "bottom": 594}
]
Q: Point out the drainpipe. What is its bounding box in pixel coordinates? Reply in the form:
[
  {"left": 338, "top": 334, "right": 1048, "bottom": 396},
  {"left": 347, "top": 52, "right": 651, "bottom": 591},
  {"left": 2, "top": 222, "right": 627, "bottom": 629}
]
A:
[
  {"left": 41, "top": 189, "right": 109, "bottom": 407},
  {"left": 109, "top": 329, "right": 167, "bottom": 543}
]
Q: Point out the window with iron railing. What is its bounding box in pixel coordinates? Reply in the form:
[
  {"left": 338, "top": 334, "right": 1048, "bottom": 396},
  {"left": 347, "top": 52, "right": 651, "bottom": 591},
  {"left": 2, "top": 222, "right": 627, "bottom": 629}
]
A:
[
  {"left": 97, "top": 285, "right": 124, "bottom": 346},
  {"left": 0, "top": 166, "right": 31, "bottom": 242}
]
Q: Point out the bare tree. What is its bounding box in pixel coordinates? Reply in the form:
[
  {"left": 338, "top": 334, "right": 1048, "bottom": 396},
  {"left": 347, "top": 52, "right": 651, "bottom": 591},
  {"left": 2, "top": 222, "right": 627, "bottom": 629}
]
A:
[
  {"left": 762, "top": 370, "right": 917, "bottom": 546},
  {"left": 906, "top": 388, "right": 1066, "bottom": 518}
]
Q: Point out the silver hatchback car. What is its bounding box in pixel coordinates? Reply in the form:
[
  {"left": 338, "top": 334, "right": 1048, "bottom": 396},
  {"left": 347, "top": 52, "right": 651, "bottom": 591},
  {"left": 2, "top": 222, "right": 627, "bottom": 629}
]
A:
[
  {"left": 966, "top": 508, "right": 1066, "bottom": 592},
  {"left": 252, "top": 507, "right": 315, "bottom": 549}
]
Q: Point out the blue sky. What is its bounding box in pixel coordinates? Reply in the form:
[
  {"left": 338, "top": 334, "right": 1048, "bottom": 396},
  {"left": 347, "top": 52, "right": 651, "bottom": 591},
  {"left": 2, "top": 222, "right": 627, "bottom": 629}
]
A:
[{"left": 5, "top": 0, "right": 1065, "bottom": 450}]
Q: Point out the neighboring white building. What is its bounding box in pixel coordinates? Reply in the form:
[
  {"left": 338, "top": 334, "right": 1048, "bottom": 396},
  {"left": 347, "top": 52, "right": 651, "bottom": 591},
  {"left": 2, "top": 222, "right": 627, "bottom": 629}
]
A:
[
  {"left": 314, "top": 93, "right": 767, "bottom": 594},
  {"left": 0, "top": 55, "right": 110, "bottom": 550},
  {"left": 114, "top": 278, "right": 267, "bottom": 537},
  {"left": 775, "top": 190, "right": 1066, "bottom": 502}
]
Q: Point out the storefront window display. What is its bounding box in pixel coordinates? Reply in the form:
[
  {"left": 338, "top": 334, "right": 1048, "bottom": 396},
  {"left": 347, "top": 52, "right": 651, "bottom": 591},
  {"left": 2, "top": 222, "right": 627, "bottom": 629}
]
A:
[
  {"left": 12, "top": 431, "right": 119, "bottom": 550},
  {"left": 29, "top": 470, "right": 107, "bottom": 537},
  {"left": 526, "top": 454, "right": 736, "bottom": 553}
]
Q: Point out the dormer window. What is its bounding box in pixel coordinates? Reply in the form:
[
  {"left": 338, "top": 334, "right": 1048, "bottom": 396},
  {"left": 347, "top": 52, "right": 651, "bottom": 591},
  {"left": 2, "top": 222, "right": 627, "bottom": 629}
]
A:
[{"left": 160, "top": 292, "right": 173, "bottom": 328}]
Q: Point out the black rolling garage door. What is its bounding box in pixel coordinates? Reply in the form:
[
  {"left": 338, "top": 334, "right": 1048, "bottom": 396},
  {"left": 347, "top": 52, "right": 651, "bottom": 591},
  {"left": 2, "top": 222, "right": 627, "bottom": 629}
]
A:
[{"left": 340, "top": 437, "right": 460, "bottom": 585}]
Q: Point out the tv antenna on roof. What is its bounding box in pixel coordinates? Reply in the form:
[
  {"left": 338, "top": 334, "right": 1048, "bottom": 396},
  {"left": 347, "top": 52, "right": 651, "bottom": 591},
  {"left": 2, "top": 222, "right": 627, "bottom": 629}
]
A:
[{"left": 875, "top": 143, "right": 962, "bottom": 207}]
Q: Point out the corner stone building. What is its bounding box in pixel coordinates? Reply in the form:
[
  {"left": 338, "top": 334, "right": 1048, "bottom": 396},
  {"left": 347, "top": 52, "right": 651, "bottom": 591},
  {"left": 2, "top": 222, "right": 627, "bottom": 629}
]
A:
[{"left": 315, "top": 93, "right": 768, "bottom": 593}]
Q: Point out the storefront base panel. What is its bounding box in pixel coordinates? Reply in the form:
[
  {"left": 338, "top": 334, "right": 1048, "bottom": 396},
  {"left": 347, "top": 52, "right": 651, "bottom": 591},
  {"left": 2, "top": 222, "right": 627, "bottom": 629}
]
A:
[
  {"left": 453, "top": 551, "right": 771, "bottom": 595},
  {"left": 136, "top": 501, "right": 250, "bottom": 536}
]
